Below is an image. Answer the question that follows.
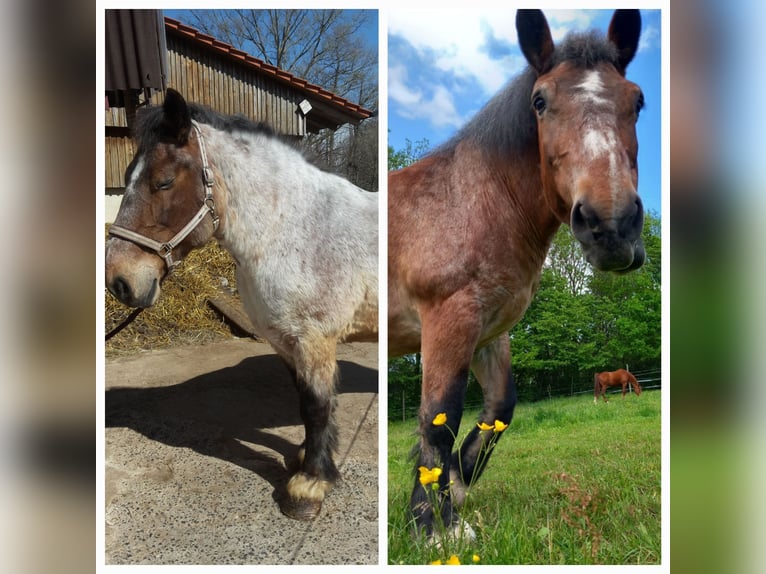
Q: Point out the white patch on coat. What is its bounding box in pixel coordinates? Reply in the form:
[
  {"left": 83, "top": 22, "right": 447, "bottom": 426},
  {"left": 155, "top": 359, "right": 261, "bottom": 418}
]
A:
[
  {"left": 575, "top": 71, "right": 622, "bottom": 218},
  {"left": 575, "top": 70, "right": 610, "bottom": 107},
  {"left": 125, "top": 156, "right": 145, "bottom": 194}
]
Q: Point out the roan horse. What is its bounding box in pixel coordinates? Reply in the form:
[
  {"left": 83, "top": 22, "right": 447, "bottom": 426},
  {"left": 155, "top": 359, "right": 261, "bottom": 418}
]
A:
[
  {"left": 105, "top": 89, "right": 378, "bottom": 520},
  {"left": 388, "top": 10, "right": 646, "bottom": 536},
  {"left": 594, "top": 369, "right": 643, "bottom": 403}
]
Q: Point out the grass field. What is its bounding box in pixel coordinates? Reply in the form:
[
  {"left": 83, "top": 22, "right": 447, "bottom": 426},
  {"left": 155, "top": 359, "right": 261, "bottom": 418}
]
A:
[{"left": 387, "top": 390, "right": 661, "bottom": 565}]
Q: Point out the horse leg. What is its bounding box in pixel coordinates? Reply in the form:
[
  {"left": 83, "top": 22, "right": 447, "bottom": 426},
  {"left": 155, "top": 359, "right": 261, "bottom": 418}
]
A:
[
  {"left": 279, "top": 336, "right": 340, "bottom": 520},
  {"left": 593, "top": 374, "right": 601, "bottom": 405},
  {"left": 450, "top": 332, "right": 515, "bottom": 507},
  {"left": 411, "top": 297, "right": 481, "bottom": 536}
]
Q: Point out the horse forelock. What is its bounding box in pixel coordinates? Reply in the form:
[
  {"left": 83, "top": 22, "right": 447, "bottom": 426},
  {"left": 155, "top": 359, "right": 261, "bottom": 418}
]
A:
[{"left": 551, "top": 31, "right": 620, "bottom": 70}]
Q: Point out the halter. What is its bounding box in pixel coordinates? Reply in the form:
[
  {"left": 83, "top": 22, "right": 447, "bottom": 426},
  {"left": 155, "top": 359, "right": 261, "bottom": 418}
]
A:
[{"left": 108, "top": 120, "right": 220, "bottom": 272}]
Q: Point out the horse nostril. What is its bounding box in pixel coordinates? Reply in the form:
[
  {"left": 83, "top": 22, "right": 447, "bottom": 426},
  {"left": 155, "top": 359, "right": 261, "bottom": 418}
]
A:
[
  {"left": 110, "top": 276, "right": 132, "bottom": 302},
  {"left": 571, "top": 201, "right": 586, "bottom": 232},
  {"left": 621, "top": 195, "right": 644, "bottom": 239},
  {"left": 571, "top": 200, "right": 599, "bottom": 235}
]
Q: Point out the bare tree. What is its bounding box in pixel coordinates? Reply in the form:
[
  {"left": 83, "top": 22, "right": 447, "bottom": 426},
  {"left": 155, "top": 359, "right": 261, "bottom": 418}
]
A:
[
  {"left": 187, "top": 9, "right": 378, "bottom": 190},
  {"left": 188, "top": 9, "right": 377, "bottom": 110}
]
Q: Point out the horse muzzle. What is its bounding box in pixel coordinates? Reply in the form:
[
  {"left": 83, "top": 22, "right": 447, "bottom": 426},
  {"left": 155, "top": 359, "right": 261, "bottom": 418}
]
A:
[
  {"left": 570, "top": 195, "right": 645, "bottom": 273},
  {"left": 105, "top": 238, "right": 165, "bottom": 308}
]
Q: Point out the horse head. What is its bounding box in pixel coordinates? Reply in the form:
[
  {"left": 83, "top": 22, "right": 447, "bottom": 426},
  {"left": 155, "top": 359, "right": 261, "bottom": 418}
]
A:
[
  {"left": 106, "top": 89, "right": 219, "bottom": 308},
  {"left": 517, "top": 9, "right": 645, "bottom": 272}
]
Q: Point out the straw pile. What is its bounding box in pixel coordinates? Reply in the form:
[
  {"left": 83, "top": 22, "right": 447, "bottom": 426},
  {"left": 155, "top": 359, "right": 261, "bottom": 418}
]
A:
[{"left": 105, "top": 237, "right": 242, "bottom": 356}]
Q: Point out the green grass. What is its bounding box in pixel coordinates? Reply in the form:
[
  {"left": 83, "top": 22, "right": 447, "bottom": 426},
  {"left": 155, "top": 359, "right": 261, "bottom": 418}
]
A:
[{"left": 388, "top": 391, "right": 661, "bottom": 565}]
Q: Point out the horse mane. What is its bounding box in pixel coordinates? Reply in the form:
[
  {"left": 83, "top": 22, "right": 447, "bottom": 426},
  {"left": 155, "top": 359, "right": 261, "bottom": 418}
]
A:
[
  {"left": 436, "top": 30, "right": 621, "bottom": 158},
  {"left": 133, "top": 99, "right": 277, "bottom": 152}
]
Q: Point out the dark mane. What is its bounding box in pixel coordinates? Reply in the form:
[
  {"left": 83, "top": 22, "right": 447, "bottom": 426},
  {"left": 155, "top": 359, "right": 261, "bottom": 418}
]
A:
[
  {"left": 550, "top": 30, "right": 620, "bottom": 69},
  {"left": 436, "top": 30, "right": 620, "bottom": 158},
  {"left": 133, "top": 100, "right": 276, "bottom": 151},
  {"left": 188, "top": 103, "right": 277, "bottom": 138}
]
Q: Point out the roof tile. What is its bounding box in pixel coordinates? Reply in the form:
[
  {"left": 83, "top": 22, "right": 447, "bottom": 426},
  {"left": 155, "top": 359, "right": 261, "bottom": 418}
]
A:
[{"left": 163, "top": 17, "right": 372, "bottom": 120}]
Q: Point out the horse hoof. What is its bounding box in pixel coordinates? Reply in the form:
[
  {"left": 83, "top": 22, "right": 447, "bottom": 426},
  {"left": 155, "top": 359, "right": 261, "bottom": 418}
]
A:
[
  {"left": 427, "top": 519, "right": 477, "bottom": 549},
  {"left": 279, "top": 497, "right": 323, "bottom": 521}
]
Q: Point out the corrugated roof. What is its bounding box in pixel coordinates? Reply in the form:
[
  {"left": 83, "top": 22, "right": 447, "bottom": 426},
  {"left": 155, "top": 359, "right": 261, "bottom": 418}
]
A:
[{"left": 164, "top": 17, "right": 373, "bottom": 121}]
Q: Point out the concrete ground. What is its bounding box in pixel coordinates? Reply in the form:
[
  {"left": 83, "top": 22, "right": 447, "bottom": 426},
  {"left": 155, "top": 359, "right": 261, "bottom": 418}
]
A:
[{"left": 104, "top": 338, "right": 379, "bottom": 565}]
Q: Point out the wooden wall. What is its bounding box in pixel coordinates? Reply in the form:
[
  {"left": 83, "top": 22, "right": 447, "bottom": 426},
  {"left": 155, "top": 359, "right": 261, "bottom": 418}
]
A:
[{"left": 106, "top": 31, "right": 308, "bottom": 189}]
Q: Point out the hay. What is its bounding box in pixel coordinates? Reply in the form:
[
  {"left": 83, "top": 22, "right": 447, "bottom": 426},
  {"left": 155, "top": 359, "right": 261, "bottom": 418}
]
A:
[{"left": 105, "top": 235, "right": 243, "bottom": 356}]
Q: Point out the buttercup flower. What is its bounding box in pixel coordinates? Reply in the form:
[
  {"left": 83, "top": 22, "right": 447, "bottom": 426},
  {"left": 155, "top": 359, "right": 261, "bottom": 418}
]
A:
[
  {"left": 430, "top": 559, "right": 442, "bottom": 565},
  {"left": 432, "top": 412, "right": 448, "bottom": 426},
  {"left": 477, "top": 421, "right": 493, "bottom": 431},
  {"left": 494, "top": 420, "right": 508, "bottom": 432},
  {"left": 472, "top": 554, "right": 481, "bottom": 563},
  {"left": 446, "top": 555, "right": 461, "bottom": 565},
  {"left": 418, "top": 466, "right": 443, "bottom": 486}
]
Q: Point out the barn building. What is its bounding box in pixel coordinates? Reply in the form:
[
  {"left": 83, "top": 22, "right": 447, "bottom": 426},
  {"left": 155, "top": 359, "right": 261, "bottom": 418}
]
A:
[{"left": 105, "top": 10, "right": 374, "bottom": 220}]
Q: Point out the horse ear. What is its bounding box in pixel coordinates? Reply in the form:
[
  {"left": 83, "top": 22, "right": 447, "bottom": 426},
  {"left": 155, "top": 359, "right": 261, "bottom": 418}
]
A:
[
  {"left": 608, "top": 9, "right": 642, "bottom": 72},
  {"left": 516, "top": 9, "right": 555, "bottom": 74},
  {"left": 162, "top": 88, "right": 192, "bottom": 145}
]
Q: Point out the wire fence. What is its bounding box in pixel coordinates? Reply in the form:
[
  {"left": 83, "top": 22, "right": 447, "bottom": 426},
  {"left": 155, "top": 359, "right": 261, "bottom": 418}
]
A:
[{"left": 388, "top": 366, "right": 662, "bottom": 422}]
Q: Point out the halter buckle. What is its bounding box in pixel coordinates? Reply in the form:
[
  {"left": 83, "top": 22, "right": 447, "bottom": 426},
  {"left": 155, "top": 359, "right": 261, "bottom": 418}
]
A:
[
  {"left": 203, "top": 167, "right": 215, "bottom": 187},
  {"left": 158, "top": 243, "right": 173, "bottom": 258}
]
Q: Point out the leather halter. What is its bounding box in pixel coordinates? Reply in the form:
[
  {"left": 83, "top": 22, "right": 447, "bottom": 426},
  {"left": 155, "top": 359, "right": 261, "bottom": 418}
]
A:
[{"left": 108, "top": 120, "right": 220, "bottom": 271}]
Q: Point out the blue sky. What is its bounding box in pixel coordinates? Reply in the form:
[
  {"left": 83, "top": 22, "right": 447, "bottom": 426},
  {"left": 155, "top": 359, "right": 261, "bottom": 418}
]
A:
[{"left": 388, "top": 9, "right": 663, "bottom": 217}]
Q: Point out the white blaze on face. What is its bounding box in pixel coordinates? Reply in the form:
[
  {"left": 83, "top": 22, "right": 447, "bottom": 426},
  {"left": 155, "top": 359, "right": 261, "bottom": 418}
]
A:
[
  {"left": 116, "top": 156, "right": 146, "bottom": 222},
  {"left": 576, "top": 70, "right": 610, "bottom": 107},
  {"left": 125, "top": 157, "right": 145, "bottom": 195},
  {"left": 575, "top": 70, "right": 621, "bottom": 214}
]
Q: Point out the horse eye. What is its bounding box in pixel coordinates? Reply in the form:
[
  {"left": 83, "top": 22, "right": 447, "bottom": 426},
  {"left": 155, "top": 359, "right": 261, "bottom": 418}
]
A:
[
  {"left": 532, "top": 93, "right": 546, "bottom": 115},
  {"left": 155, "top": 177, "right": 175, "bottom": 191}
]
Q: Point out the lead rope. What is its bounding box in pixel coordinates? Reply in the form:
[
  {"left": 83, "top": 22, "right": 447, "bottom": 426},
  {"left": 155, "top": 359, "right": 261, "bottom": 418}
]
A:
[{"left": 105, "top": 307, "right": 143, "bottom": 341}]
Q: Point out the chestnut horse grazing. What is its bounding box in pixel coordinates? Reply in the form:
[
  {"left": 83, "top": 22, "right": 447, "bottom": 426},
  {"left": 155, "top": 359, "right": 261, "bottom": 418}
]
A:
[
  {"left": 106, "top": 89, "right": 378, "bottom": 520},
  {"left": 388, "top": 10, "right": 646, "bottom": 536},
  {"left": 594, "top": 369, "right": 642, "bottom": 403}
]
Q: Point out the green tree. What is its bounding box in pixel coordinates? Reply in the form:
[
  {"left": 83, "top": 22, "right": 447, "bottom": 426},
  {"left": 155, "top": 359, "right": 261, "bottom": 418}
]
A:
[
  {"left": 388, "top": 136, "right": 430, "bottom": 171},
  {"left": 510, "top": 212, "right": 661, "bottom": 400}
]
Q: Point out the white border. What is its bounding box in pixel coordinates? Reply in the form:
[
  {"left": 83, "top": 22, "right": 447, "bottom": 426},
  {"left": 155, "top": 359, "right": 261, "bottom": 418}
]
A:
[{"left": 97, "top": 2, "right": 670, "bottom": 572}]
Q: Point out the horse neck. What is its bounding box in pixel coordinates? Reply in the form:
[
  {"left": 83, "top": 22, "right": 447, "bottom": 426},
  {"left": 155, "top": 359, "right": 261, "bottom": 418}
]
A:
[
  {"left": 203, "top": 126, "right": 306, "bottom": 261},
  {"left": 485, "top": 143, "right": 563, "bottom": 264}
]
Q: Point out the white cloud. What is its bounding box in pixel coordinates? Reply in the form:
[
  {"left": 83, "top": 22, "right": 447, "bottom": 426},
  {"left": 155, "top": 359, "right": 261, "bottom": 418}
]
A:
[
  {"left": 389, "top": 9, "right": 599, "bottom": 97},
  {"left": 389, "top": 64, "right": 463, "bottom": 129},
  {"left": 388, "top": 9, "right": 602, "bottom": 130},
  {"left": 427, "top": 85, "right": 464, "bottom": 128},
  {"left": 388, "top": 65, "right": 422, "bottom": 107},
  {"left": 638, "top": 25, "right": 660, "bottom": 53},
  {"left": 388, "top": 9, "right": 521, "bottom": 97}
]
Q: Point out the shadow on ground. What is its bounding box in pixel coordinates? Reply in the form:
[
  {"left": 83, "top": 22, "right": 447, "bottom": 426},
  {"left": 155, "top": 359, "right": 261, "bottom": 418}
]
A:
[{"left": 107, "top": 356, "right": 376, "bottom": 495}]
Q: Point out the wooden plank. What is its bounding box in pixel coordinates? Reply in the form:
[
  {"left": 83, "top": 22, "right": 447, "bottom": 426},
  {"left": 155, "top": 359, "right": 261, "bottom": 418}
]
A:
[{"left": 207, "top": 292, "right": 258, "bottom": 338}]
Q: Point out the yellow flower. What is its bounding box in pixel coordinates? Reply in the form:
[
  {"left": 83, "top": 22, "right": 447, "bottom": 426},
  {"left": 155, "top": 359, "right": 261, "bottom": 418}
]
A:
[
  {"left": 494, "top": 420, "right": 508, "bottom": 432},
  {"left": 429, "top": 559, "right": 442, "bottom": 565},
  {"left": 446, "top": 555, "right": 461, "bottom": 565},
  {"left": 418, "top": 466, "right": 443, "bottom": 486},
  {"left": 432, "top": 412, "right": 448, "bottom": 426},
  {"left": 477, "top": 421, "right": 493, "bottom": 431},
  {"left": 472, "top": 554, "right": 481, "bottom": 563}
]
